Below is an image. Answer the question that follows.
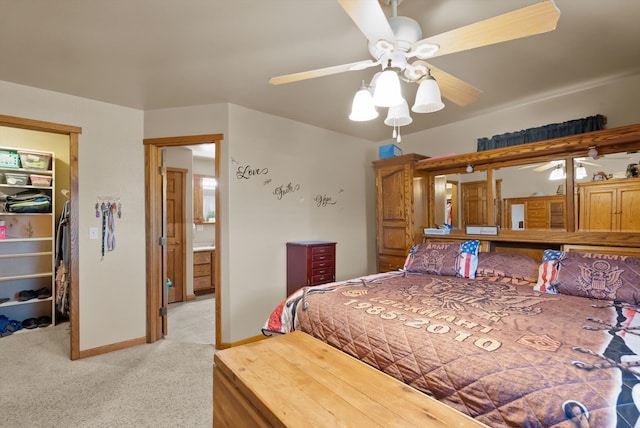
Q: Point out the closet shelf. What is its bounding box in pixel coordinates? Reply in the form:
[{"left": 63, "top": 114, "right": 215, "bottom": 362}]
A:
[
  {"left": 0, "top": 272, "right": 53, "bottom": 282},
  {"left": 0, "top": 296, "right": 53, "bottom": 308},
  {"left": 0, "top": 251, "right": 53, "bottom": 259},
  {"left": 0, "top": 237, "right": 52, "bottom": 242}
]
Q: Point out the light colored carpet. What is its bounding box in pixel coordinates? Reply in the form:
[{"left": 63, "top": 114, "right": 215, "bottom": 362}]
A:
[
  {"left": 166, "top": 294, "right": 215, "bottom": 345},
  {"left": 0, "top": 307, "right": 215, "bottom": 427}
]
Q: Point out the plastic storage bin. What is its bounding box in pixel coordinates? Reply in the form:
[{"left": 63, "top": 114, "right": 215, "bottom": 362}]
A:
[
  {"left": 18, "top": 150, "right": 51, "bottom": 170},
  {"left": 0, "top": 150, "right": 20, "bottom": 168},
  {"left": 4, "top": 173, "right": 29, "bottom": 185},
  {"left": 378, "top": 144, "right": 403, "bottom": 159},
  {"left": 30, "top": 174, "right": 52, "bottom": 187}
]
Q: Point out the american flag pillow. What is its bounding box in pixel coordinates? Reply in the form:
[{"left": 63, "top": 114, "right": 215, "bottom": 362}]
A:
[
  {"left": 533, "top": 249, "right": 563, "bottom": 294},
  {"left": 456, "top": 239, "right": 480, "bottom": 279},
  {"left": 405, "top": 240, "right": 479, "bottom": 278}
]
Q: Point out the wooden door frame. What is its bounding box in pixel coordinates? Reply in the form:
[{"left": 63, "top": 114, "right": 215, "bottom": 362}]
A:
[
  {"left": 143, "top": 134, "right": 223, "bottom": 348},
  {"left": 166, "top": 167, "right": 187, "bottom": 304},
  {"left": 0, "top": 114, "right": 82, "bottom": 360}
]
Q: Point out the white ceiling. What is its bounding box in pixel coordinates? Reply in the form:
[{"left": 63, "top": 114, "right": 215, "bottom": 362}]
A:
[{"left": 1, "top": 1, "right": 639, "bottom": 142}]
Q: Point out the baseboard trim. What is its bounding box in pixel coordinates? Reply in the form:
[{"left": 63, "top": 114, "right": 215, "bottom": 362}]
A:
[
  {"left": 76, "top": 336, "right": 147, "bottom": 359},
  {"left": 186, "top": 293, "right": 196, "bottom": 301},
  {"left": 216, "top": 334, "right": 269, "bottom": 350}
]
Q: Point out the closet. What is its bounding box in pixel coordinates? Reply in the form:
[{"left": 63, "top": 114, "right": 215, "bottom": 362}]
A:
[
  {"left": 0, "top": 146, "right": 56, "bottom": 332},
  {"left": 0, "top": 117, "right": 75, "bottom": 338}
]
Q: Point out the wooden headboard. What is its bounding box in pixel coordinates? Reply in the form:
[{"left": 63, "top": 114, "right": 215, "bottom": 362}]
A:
[
  {"left": 424, "top": 236, "right": 640, "bottom": 263},
  {"left": 562, "top": 245, "right": 640, "bottom": 257}
]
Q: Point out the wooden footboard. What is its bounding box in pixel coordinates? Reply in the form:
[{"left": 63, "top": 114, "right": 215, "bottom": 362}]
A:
[{"left": 213, "top": 331, "right": 487, "bottom": 427}]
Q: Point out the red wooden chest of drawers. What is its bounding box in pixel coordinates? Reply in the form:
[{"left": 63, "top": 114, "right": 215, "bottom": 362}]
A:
[{"left": 286, "top": 241, "right": 336, "bottom": 295}]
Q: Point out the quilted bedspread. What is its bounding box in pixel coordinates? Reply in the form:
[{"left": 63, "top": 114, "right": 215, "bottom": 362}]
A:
[{"left": 263, "top": 271, "right": 640, "bottom": 427}]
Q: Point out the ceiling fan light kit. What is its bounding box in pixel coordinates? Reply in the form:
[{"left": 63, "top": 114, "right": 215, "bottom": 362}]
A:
[
  {"left": 349, "top": 82, "right": 379, "bottom": 121},
  {"left": 384, "top": 99, "right": 413, "bottom": 127},
  {"left": 372, "top": 62, "right": 404, "bottom": 107},
  {"left": 549, "top": 164, "right": 566, "bottom": 180},
  {"left": 575, "top": 164, "right": 588, "bottom": 179},
  {"left": 269, "top": 0, "right": 560, "bottom": 142},
  {"left": 412, "top": 76, "right": 445, "bottom": 113}
]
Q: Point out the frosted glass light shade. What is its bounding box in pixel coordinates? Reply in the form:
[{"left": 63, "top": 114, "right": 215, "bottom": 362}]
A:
[
  {"left": 412, "top": 76, "right": 444, "bottom": 113},
  {"left": 549, "top": 166, "right": 565, "bottom": 180},
  {"left": 384, "top": 99, "right": 412, "bottom": 126},
  {"left": 575, "top": 164, "right": 587, "bottom": 179},
  {"left": 349, "top": 87, "right": 378, "bottom": 121},
  {"left": 372, "top": 69, "right": 403, "bottom": 107}
]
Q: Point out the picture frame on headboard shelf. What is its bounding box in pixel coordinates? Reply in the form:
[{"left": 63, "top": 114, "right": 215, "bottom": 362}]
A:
[{"left": 465, "top": 225, "right": 499, "bottom": 236}]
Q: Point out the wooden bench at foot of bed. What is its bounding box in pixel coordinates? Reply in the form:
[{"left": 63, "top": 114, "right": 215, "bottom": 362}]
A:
[{"left": 213, "top": 331, "right": 487, "bottom": 428}]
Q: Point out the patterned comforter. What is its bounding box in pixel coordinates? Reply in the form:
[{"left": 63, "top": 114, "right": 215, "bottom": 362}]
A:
[{"left": 263, "top": 271, "right": 640, "bottom": 427}]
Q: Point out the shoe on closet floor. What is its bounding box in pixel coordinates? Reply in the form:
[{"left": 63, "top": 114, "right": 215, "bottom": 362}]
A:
[
  {"left": 37, "top": 316, "right": 51, "bottom": 328},
  {"left": 22, "top": 318, "right": 39, "bottom": 329}
]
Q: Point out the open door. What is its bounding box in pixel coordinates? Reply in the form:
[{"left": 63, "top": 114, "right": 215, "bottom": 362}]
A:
[
  {"left": 144, "top": 134, "right": 223, "bottom": 347},
  {"left": 165, "top": 168, "right": 186, "bottom": 304},
  {"left": 160, "top": 150, "right": 168, "bottom": 336}
]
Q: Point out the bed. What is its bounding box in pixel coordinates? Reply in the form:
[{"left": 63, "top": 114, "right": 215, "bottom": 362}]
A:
[{"left": 263, "top": 241, "right": 640, "bottom": 427}]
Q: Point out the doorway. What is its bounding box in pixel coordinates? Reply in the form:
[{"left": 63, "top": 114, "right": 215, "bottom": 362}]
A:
[
  {"left": 143, "top": 134, "right": 223, "bottom": 348},
  {"left": 0, "top": 115, "right": 81, "bottom": 359}
]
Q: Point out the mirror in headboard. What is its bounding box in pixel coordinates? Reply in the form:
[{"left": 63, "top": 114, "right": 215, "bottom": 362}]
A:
[
  {"left": 433, "top": 170, "right": 487, "bottom": 230},
  {"left": 416, "top": 123, "right": 640, "bottom": 236},
  {"left": 496, "top": 160, "right": 567, "bottom": 231}
]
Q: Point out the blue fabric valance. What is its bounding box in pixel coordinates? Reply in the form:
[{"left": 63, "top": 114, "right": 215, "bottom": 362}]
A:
[{"left": 476, "top": 115, "right": 606, "bottom": 152}]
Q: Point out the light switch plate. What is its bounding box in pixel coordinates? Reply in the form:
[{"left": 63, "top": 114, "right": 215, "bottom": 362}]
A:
[{"left": 89, "top": 227, "right": 100, "bottom": 240}]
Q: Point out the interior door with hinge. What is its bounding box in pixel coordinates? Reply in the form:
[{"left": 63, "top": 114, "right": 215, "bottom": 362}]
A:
[
  {"left": 160, "top": 151, "right": 168, "bottom": 336},
  {"left": 166, "top": 168, "right": 186, "bottom": 304}
]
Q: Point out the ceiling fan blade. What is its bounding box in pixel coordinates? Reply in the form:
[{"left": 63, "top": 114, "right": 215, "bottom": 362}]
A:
[
  {"left": 534, "top": 162, "right": 560, "bottom": 172},
  {"left": 337, "top": 0, "right": 396, "bottom": 45},
  {"left": 519, "top": 163, "right": 543, "bottom": 170},
  {"left": 426, "top": 63, "right": 482, "bottom": 107},
  {"left": 269, "top": 60, "right": 376, "bottom": 85},
  {"left": 579, "top": 160, "right": 600, "bottom": 167},
  {"left": 412, "top": 0, "right": 560, "bottom": 59}
]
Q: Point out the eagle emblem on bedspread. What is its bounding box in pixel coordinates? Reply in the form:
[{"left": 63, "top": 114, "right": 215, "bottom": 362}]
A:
[{"left": 395, "top": 278, "right": 546, "bottom": 320}]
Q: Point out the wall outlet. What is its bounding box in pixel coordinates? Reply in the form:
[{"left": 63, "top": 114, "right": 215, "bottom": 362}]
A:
[{"left": 89, "top": 227, "right": 100, "bottom": 240}]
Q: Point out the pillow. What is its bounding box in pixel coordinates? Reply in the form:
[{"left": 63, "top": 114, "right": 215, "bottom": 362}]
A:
[
  {"left": 475, "top": 252, "right": 539, "bottom": 285},
  {"left": 534, "top": 249, "right": 640, "bottom": 305},
  {"left": 404, "top": 240, "right": 480, "bottom": 278}
]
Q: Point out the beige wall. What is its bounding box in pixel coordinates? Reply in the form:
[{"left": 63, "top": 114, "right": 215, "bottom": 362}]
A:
[
  {"left": 0, "top": 80, "right": 146, "bottom": 351},
  {"left": 144, "top": 103, "right": 377, "bottom": 342}
]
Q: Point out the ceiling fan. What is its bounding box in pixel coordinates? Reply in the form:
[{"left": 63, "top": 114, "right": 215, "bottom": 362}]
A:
[
  {"left": 269, "top": 0, "right": 561, "bottom": 111},
  {"left": 519, "top": 158, "right": 600, "bottom": 172}
]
